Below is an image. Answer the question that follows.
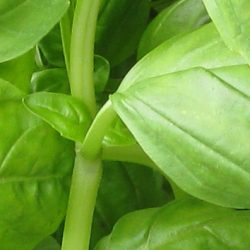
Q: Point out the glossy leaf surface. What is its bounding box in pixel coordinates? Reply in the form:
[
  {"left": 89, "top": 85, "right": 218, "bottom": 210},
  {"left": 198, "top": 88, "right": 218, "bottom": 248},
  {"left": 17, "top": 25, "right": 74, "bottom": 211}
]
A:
[
  {"left": 95, "top": 0, "right": 150, "bottom": 67},
  {"left": 0, "top": 81, "right": 74, "bottom": 249},
  {"left": 138, "top": 0, "right": 210, "bottom": 58},
  {"left": 24, "top": 92, "right": 92, "bottom": 142},
  {"left": 31, "top": 68, "right": 70, "bottom": 94},
  {"left": 95, "top": 197, "right": 250, "bottom": 249},
  {"left": 202, "top": 0, "right": 250, "bottom": 64},
  {"left": 0, "top": 0, "right": 69, "bottom": 63},
  {"left": 112, "top": 66, "right": 250, "bottom": 208}
]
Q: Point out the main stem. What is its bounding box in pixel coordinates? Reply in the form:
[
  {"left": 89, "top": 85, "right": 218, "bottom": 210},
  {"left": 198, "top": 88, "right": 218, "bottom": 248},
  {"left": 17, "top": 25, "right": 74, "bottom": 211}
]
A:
[
  {"left": 62, "top": 155, "right": 102, "bottom": 250},
  {"left": 62, "top": 0, "right": 101, "bottom": 250},
  {"left": 69, "top": 0, "right": 100, "bottom": 117}
]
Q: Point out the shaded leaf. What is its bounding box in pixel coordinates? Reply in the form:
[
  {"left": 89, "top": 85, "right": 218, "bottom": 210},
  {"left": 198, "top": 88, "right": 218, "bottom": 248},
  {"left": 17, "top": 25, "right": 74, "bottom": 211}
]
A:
[
  {"left": 138, "top": 0, "right": 210, "bottom": 58},
  {"left": 91, "top": 161, "right": 172, "bottom": 249},
  {"left": 95, "top": 0, "right": 150, "bottom": 67},
  {"left": 34, "top": 237, "right": 60, "bottom": 250}
]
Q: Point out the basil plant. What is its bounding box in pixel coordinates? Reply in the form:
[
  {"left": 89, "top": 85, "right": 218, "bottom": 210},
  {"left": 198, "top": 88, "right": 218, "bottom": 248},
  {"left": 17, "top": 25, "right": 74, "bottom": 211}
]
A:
[{"left": 1, "top": 0, "right": 250, "bottom": 249}]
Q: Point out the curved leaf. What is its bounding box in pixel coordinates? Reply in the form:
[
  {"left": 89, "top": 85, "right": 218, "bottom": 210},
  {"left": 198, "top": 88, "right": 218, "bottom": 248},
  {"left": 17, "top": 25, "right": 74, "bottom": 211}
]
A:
[
  {"left": 31, "top": 68, "right": 70, "bottom": 94},
  {"left": 202, "top": 0, "right": 250, "bottom": 64},
  {"left": 94, "top": 55, "right": 110, "bottom": 94},
  {"left": 0, "top": 0, "right": 69, "bottom": 63},
  {"left": 23, "top": 92, "right": 92, "bottom": 142},
  {"left": 138, "top": 0, "right": 210, "bottom": 58},
  {"left": 119, "top": 23, "right": 245, "bottom": 91},
  {"left": 95, "top": 197, "right": 250, "bottom": 249},
  {"left": 0, "top": 81, "right": 74, "bottom": 249},
  {"left": 112, "top": 66, "right": 250, "bottom": 208}
]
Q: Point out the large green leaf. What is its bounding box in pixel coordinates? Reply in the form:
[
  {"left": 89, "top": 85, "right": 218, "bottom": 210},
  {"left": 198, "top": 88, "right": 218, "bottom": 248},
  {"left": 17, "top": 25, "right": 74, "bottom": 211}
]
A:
[
  {"left": 95, "top": 0, "right": 150, "bottom": 67},
  {"left": 0, "top": 0, "right": 69, "bottom": 63},
  {"left": 95, "top": 197, "right": 250, "bottom": 249},
  {"left": 138, "top": 0, "right": 210, "bottom": 58},
  {"left": 0, "top": 80, "right": 74, "bottom": 249},
  {"left": 119, "top": 23, "right": 245, "bottom": 91},
  {"left": 91, "top": 161, "right": 172, "bottom": 249},
  {"left": 202, "top": 0, "right": 250, "bottom": 64},
  {"left": 24, "top": 92, "right": 92, "bottom": 142},
  {"left": 111, "top": 66, "right": 250, "bottom": 208}
]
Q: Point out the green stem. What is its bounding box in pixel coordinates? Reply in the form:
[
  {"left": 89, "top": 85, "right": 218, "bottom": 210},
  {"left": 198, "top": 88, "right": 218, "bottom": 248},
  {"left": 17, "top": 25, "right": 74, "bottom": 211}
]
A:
[
  {"left": 60, "top": 9, "right": 72, "bottom": 74},
  {"left": 62, "top": 154, "right": 102, "bottom": 250},
  {"left": 102, "top": 143, "right": 156, "bottom": 168},
  {"left": 69, "top": 0, "right": 100, "bottom": 116},
  {"left": 81, "top": 100, "right": 117, "bottom": 160}
]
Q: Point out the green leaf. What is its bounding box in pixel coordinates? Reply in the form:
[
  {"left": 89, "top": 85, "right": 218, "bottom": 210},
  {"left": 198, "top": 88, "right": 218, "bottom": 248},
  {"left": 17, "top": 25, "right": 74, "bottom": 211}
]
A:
[
  {"left": 111, "top": 66, "right": 250, "bottom": 208},
  {"left": 95, "top": 197, "right": 250, "bottom": 249},
  {"left": 0, "top": 0, "right": 69, "bottom": 63},
  {"left": 95, "top": 0, "right": 150, "bottom": 67},
  {"left": 94, "top": 55, "right": 110, "bottom": 94},
  {"left": 0, "top": 50, "right": 35, "bottom": 93},
  {"left": 0, "top": 78, "right": 24, "bottom": 100},
  {"left": 34, "top": 237, "right": 60, "bottom": 250},
  {"left": 91, "top": 161, "right": 173, "bottom": 248},
  {"left": 0, "top": 81, "right": 74, "bottom": 249},
  {"left": 138, "top": 0, "right": 210, "bottom": 58},
  {"left": 119, "top": 23, "right": 245, "bottom": 91},
  {"left": 202, "top": 0, "right": 250, "bottom": 64},
  {"left": 39, "top": 25, "right": 66, "bottom": 68},
  {"left": 31, "top": 68, "right": 70, "bottom": 94},
  {"left": 23, "top": 92, "right": 92, "bottom": 142}
]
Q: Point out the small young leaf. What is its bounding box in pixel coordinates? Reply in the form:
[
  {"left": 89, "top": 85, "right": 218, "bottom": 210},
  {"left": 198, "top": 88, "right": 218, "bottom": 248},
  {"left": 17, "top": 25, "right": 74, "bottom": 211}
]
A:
[
  {"left": 24, "top": 92, "right": 92, "bottom": 142},
  {"left": 138, "top": 0, "right": 210, "bottom": 58},
  {"left": 111, "top": 66, "right": 250, "bottom": 208},
  {"left": 94, "top": 55, "right": 110, "bottom": 94},
  {"left": 95, "top": 197, "right": 250, "bottom": 249},
  {"left": 0, "top": 0, "right": 69, "bottom": 63},
  {"left": 202, "top": 0, "right": 250, "bottom": 64},
  {"left": 31, "top": 68, "right": 70, "bottom": 94}
]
